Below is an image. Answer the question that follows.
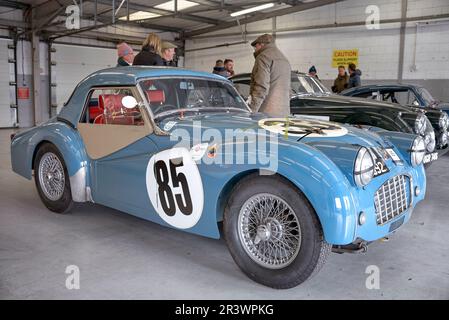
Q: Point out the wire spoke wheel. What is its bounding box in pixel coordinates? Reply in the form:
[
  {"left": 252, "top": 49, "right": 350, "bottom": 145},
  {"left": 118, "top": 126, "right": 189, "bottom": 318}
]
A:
[
  {"left": 238, "top": 193, "right": 301, "bottom": 269},
  {"left": 38, "top": 152, "right": 65, "bottom": 201}
]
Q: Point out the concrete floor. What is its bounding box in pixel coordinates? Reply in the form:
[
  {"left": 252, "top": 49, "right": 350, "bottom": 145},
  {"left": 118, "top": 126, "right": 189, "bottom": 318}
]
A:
[{"left": 1, "top": 128, "right": 448, "bottom": 300}]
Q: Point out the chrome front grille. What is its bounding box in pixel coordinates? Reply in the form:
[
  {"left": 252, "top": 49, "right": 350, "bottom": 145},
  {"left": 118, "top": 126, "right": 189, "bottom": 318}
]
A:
[{"left": 374, "top": 175, "right": 410, "bottom": 225}]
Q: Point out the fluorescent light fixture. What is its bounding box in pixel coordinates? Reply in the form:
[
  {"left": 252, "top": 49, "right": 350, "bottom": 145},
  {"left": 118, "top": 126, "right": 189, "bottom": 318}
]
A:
[
  {"left": 155, "top": 0, "right": 199, "bottom": 12},
  {"left": 119, "top": 11, "right": 161, "bottom": 21},
  {"left": 230, "top": 3, "right": 274, "bottom": 17}
]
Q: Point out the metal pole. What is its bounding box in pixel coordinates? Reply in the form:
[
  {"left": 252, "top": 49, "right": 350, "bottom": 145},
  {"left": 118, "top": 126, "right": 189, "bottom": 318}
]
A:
[
  {"left": 80, "top": 0, "right": 83, "bottom": 20},
  {"left": 94, "top": 0, "right": 97, "bottom": 25},
  {"left": 112, "top": 0, "right": 115, "bottom": 24},
  {"left": 397, "top": 0, "right": 408, "bottom": 83},
  {"left": 126, "top": 0, "right": 129, "bottom": 22}
]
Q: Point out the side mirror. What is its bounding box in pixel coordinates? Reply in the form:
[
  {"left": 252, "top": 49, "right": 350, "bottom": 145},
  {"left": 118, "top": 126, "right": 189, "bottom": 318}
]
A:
[
  {"left": 122, "top": 95, "right": 138, "bottom": 109},
  {"left": 412, "top": 100, "right": 420, "bottom": 106}
]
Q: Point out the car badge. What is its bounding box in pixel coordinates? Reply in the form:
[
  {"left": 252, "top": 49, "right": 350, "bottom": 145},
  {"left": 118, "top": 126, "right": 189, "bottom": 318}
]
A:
[{"left": 207, "top": 144, "right": 218, "bottom": 158}]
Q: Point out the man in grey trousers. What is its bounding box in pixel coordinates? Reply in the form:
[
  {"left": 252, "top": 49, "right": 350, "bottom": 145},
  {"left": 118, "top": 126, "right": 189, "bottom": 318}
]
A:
[{"left": 249, "top": 34, "right": 291, "bottom": 117}]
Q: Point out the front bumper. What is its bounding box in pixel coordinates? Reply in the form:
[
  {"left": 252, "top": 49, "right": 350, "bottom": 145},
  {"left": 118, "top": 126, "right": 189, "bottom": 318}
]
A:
[{"left": 437, "top": 144, "right": 449, "bottom": 157}]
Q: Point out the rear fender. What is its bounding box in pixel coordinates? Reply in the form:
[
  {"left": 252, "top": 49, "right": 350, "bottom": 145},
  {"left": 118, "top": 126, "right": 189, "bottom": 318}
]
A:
[{"left": 11, "top": 122, "right": 90, "bottom": 202}]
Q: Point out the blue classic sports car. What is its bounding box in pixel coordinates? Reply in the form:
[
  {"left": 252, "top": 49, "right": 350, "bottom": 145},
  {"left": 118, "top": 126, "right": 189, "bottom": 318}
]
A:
[{"left": 10, "top": 67, "right": 426, "bottom": 289}]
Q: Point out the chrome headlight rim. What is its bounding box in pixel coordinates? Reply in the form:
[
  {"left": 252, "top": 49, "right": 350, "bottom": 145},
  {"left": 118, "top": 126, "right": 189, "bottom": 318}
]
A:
[
  {"left": 354, "top": 147, "right": 375, "bottom": 187},
  {"left": 442, "top": 131, "right": 449, "bottom": 147},
  {"left": 424, "top": 130, "right": 436, "bottom": 153},
  {"left": 438, "top": 113, "right": 449, "bottom": 131},
  {"left": 414, "top": 114, "right": 427, "bottom": 135},
  {"left": 410, "top": 136, "right": 426, "bottom": 167}
]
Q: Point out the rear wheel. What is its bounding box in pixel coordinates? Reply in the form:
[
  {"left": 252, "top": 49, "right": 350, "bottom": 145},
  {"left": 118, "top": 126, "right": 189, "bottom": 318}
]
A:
[
  {"left": 34, "top": 143, "right": 73, "bottom": 213},
  {"left": 224, "top": 174, "right": 331, "bottom": 289}
]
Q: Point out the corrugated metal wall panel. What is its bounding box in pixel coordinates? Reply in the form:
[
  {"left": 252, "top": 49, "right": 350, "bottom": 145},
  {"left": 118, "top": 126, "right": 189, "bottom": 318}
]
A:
[{"left": 54, "top": 44, "right": 116, "bottom": 112}]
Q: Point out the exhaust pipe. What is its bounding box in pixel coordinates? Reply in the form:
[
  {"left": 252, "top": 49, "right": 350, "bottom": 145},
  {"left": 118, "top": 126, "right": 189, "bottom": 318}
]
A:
[{"left": 332, "top": 241, "right": 369, "bottom": 254}]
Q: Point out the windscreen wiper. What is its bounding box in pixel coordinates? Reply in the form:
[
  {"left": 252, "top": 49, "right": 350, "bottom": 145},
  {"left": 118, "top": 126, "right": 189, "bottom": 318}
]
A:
[{"left": 154, "top": 108, "right": 201, "bottom": 123}]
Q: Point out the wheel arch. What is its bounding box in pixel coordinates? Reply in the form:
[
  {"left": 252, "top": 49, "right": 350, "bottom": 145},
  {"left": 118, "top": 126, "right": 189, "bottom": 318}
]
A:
[
  {"left": 31, "top": 140, "right": 52, "bottom": 170},
  {"left": 27, "top": 124, "right": 90, "bottom": 203},
  {"left": 216, "top": 169, "right": 260, "bottom": 222},
  {"left": 217, "top": 170, "right": 322, "bottom": 224},
  {"left": 216, "top": 163, "right": 359, "bottom": 245}
]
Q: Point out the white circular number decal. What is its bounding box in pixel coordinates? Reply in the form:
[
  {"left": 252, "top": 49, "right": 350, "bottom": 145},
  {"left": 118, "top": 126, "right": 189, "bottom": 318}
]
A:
[
  {"left": 259, "top": 118, "right": 348, "bottom": 138},
  {"left": 146, "top": 148, "right": 204, "bottom": 229}
]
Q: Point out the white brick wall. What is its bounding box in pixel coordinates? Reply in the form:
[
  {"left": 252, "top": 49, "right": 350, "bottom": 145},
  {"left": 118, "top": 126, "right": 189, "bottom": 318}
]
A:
[
  {"left": 403, "top": 20, "right": 449, "bottom": 79},
  {"left": 185, "top": 0, "right": 449, "bottom": 82}
]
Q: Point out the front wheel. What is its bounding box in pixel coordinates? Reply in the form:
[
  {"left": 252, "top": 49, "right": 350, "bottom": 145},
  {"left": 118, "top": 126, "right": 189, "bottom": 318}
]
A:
[
  {"left": 224, "top": 174, "right": 331, "bottom": 289},
  {"left": 34, "top": 143, "right": 73, "bottom": 213}
]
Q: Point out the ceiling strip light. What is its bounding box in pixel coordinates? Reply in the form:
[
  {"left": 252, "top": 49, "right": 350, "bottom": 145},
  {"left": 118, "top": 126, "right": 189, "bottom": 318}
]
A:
[{"left": 230, "top": 3, "right": 275, "bottom": 17}]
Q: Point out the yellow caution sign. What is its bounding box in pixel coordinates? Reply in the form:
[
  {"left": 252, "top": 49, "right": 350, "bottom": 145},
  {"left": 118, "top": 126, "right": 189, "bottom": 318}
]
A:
[{"left": 332, "top": 49, "right": 359, "bottom": 68}]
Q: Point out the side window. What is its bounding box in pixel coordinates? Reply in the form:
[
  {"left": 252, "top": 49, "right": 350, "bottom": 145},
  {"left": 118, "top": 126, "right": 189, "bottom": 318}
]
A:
[
  {"left": 353, "top": 91, "right": 377, "bottom": 99},
  {"left": 407, "top": 90, "right": 420, "bottom": 106},
  {"left": 81, "top": 88, "right": 144, "bottom": 126},
  {"left": 234, "top": 82, "right": 250, "bottom": 99},
  {"left": 381, "top": 90, "right": 414, "bottom": 105}
]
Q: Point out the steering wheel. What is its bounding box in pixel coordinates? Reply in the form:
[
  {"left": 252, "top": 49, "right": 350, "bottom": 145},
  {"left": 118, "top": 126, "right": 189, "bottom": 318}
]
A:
[{"left": 152, "top": 104, "right": 178, "bottom": 115}]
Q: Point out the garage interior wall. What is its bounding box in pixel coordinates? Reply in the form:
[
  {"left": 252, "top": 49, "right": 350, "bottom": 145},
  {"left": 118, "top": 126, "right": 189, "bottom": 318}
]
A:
[
  {"left": 53, "top": 44, "right": 116, "bottom": 113},
  {"left": 0, "top": 4, "right": 178, "bottom": 128},
  {"left": 52, "top": 28, "right": 176, "bottom": 112},
  {"left": 185, "top": 0, "right": 449, "bottom": 101},
  {"left": 0, "top": 39, "right": 15, "bottom": 128}
]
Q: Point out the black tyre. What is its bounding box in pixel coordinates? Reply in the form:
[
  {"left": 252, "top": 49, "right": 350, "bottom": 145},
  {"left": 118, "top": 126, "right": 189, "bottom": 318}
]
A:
[
  {"left": 33, "top": 143, "right": 73, "bottom": 213},
  {"left": 224, "top": 174, "right": 331, "bottom": 289}
]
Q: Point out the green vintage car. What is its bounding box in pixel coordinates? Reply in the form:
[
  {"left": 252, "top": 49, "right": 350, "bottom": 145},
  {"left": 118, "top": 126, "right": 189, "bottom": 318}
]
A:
[{"left": 230, "top": 72, "right": 448, "bottom": 165}]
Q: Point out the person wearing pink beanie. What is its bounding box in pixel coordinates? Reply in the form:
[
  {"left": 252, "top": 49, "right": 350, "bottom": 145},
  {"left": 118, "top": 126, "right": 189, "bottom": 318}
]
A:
[{"left": 117, "top": 42, "right": 134, "bottom": 66}]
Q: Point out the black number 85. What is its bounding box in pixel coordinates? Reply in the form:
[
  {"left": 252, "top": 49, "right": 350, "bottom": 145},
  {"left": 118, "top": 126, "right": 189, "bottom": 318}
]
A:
[{"left": 154, "top": 157, "right": 193, "bottom": 217}]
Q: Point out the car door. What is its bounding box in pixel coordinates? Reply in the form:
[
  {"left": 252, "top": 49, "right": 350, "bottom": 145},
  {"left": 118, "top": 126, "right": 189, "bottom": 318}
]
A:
[{"left": 77, "top": 86, "right": 159, "bottom": 218}]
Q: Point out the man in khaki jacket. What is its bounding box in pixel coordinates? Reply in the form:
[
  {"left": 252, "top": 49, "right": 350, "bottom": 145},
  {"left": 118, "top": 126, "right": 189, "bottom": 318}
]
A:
[{"left": 249, "top": 34, "right": 291, "bottom": 117}]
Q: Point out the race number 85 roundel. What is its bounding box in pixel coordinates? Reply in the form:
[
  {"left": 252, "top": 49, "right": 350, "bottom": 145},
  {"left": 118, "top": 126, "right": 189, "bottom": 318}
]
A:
[{"left": 146, "top": 148, "right": 204, "bottom": 229}]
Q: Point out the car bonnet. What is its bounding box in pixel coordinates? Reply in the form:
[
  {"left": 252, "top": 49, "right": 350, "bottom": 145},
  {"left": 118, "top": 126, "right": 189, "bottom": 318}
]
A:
[{"left": 157, "top": 112, "right": 390, "bottom": 150}]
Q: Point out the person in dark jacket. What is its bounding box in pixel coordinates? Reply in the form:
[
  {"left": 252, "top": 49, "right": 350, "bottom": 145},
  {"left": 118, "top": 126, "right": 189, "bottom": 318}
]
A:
[
  {"left": 348, "top": 63, "right": 362, "bottom": 88},
  {"left": 133, "top": 33, "right": 164, "bottom": 66},
  {"left": 308, "top": 65, "right": 319, "bottom": 80},
  {"left": 116, "top": 42, "right": 134, "bottom": 66},
  {"left": 224, "top": 59, "right": 235, "bottom": 77},
  {"left": 212, "top": 60, "right": 230, "bottom": 78},
  {"left": 332, "top": 65, "right": 349, "bottom": 93}
]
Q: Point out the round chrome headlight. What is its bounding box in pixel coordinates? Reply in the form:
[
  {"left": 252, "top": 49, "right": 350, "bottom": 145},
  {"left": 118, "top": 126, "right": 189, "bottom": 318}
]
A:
[
  {"left": 414, "top": 114, "right": 427, "bottom": 135},
  {"left": 410, "top": 136, "right": 426, "bottom": 167},
  {"left": 424, "top": 131, "right": 436, "bottom": 153},
  {"left": 354, "top": 147, "right": 375, "bottom": 187},
  {"left": 439, "top": 113, "right": 449, "bottom": 131}
]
